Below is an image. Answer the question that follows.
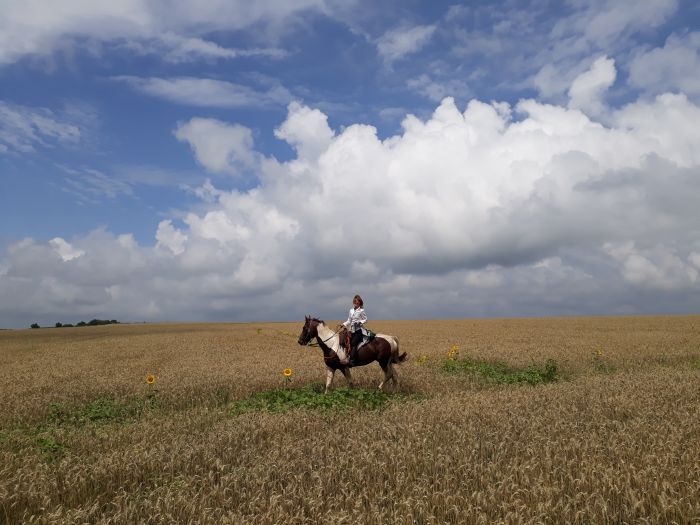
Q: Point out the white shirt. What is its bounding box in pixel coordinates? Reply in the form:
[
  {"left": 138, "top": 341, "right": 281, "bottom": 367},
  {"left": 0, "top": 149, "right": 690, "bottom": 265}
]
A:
[{"left": 343, "top": 307, "right": 367, "bottom": 333}]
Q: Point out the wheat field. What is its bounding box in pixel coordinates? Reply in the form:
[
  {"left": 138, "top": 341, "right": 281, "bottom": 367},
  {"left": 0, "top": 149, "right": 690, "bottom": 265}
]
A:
[{"left": 1, "top": 316, "right": 699, "bottom": 524}]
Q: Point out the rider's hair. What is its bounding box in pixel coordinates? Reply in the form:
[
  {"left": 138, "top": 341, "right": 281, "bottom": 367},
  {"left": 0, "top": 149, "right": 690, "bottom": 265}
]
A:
[{"left": 353, "top": 294, "right": 364, "bottom": 308}]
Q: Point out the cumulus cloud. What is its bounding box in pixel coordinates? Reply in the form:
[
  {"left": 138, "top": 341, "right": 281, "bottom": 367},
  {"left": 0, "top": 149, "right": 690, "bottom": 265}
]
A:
[
  {"left": 0, "top": 0, "right": 323, "bottom": 66},
  {"left": 568, "top": 55, "right": 616, "bottom": 117},
  {"left": 3, "top": 2, "right": 700, "bottom": 328},
  {"left": 3, "top": 80, "right": 700, "bottom": 326},
  {"left": 114, "top": 76, "right": 291, "bottom": 108},
  {"left": 49, "top": 238, "right": 85, "bottom": 262},
  {"left": 156, "top": 220, "right": 188, "bottom": 255},
  {"left": 629, "top": 32, "right": 700, "bottom": 97},
  {"left": 274, "top": 102, "right": 334, "bottom": 161},
  {"left": 174, "top": 118, "right": 257, "bottom": 175},
  {"left": 604, "top": 242, "right": 698, "bottom": 290},
  {"left": 376, "top": 24, "right": 436, "bottom": 64}
]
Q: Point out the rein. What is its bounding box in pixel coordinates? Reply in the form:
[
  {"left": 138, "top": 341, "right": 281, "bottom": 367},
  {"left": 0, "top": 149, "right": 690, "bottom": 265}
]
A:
[
  {"left": 307, "top": 326, "right": 348, "bottom": 363},
  {"left": 307, "top": 328, "right": 341, "bottom": 348}
]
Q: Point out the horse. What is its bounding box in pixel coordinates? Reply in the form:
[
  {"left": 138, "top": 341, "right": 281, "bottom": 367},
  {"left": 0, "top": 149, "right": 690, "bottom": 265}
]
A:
[{"left": 297, "top": 316, "right": 407, "bottom": 394}]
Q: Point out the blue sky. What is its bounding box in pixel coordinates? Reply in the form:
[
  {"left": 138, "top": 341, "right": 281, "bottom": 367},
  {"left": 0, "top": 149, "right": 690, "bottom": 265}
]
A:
[{"left": 1, "top": 0, "right": 700, "bottom": 327}]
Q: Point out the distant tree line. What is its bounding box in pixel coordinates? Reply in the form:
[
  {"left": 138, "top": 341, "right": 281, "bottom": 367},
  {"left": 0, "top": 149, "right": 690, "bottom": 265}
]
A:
[{"left": 30, "top": 319, "right": 120, "bottom": 329}]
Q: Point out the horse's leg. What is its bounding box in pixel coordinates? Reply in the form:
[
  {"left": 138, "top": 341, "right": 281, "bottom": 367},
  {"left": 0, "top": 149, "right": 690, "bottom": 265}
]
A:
[
  {"left": 340, "top": 367, "right": 354, "bottom": 388},
  {"left": 378, "top": 362, "right": 392, "bottom": 391},
  {"left": 325, "top": 366, "right": 335, "bottom": 394},
  {"left": 389, "top": 362, "right": 399, "bottom": 388}
]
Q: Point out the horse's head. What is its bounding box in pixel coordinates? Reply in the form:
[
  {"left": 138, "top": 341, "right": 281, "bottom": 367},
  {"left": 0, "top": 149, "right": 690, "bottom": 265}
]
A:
[{"left": 297, "top": 315, "right": 319, "bottom": 345}]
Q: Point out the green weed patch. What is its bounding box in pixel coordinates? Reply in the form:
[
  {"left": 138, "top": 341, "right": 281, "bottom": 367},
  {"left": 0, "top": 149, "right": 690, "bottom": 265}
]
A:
[
  {"left": 35, "top": 436, "right": 67, "bottom": 458},
  {"left": 45, "top": 396, "right": 152, "bottom": 428},
  {"left": 230, "top": 384, "right": 418, "bottom": 415},
  {"left": 443, "top": 358, "right": 558, "bottom": 385}
]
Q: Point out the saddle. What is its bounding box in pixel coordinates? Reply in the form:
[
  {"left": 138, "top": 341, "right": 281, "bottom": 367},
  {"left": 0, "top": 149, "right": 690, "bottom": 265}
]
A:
[
  {"left": 338, "top": 326, "right": 376, "bottom": 351},
  {"left": 358, "top": 327, "right": 376, "bottom": 348}
]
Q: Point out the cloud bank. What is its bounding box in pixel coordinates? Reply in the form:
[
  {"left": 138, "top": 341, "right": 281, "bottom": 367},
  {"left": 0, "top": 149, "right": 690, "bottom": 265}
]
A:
[{"left": 2, "top": 58, "right": 700, "bottom": 326}]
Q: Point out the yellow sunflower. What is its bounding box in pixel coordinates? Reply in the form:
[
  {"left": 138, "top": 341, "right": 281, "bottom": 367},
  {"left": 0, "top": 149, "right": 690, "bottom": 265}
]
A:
[
  {"left": 283, "top": 368, "right": 293, "bottom": 377},
  {"left": 146, "top": 374, "right": 156, "bottom": 385}
]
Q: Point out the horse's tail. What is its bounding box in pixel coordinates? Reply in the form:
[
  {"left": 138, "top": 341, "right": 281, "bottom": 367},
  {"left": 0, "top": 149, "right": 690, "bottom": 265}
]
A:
[{"left": 389, "top": 336, "right": 407, "bottom": 364}]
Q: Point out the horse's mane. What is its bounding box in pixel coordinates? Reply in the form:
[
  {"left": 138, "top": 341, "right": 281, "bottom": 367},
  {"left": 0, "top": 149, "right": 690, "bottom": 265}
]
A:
[{"left": 312, "top": 317, "right": 324, "bottom": 324}]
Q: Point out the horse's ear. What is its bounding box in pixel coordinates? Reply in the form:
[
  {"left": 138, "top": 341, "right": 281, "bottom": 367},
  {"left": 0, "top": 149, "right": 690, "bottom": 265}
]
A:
[{"left": 305, "top": 315, "right": 310, "bottom": 320}]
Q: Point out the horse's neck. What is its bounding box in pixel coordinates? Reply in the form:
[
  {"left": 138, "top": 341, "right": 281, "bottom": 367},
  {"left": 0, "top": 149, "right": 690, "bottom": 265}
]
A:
[{"left": 316, "top": 323, "right": 339, "bottom": 352}]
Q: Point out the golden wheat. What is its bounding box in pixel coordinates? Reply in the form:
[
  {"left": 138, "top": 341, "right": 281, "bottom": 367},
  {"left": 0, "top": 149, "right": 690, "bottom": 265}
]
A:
[{"left": 1, "top": 316, "right": 699, "bottom": 524}]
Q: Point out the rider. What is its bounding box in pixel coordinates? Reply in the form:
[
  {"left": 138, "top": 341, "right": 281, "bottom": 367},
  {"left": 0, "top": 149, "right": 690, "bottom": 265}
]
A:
[{"left": 342, "top": 294, "right": 367, "bottom": 365}]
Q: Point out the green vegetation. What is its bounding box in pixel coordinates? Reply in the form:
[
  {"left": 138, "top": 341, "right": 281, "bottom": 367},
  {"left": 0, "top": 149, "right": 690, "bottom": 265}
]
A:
[
  {"left": 45, "top": 395, "right": 153, "bottom": 429},
  {"left": 230, "top": 384, "right": 418, "bottom": 415},
  {"left": 443, "top": 357, "right": 558, "bottom": 385},
  {"left": 36, "top": 436, "right": 67, "bottom": 458}
]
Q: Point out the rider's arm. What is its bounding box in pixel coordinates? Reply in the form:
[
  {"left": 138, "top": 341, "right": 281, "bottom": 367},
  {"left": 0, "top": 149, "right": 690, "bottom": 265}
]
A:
[{"left": 342, "top": 308, "right": 353, "bottom": 328}]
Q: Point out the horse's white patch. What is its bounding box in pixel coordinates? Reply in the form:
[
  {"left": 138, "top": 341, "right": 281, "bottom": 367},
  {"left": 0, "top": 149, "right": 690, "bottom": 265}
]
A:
[
  {"left": 377, "top": 334, "right": 398, "bottom": 354},
  {"left": 316, "top": 321, "right": 345, "bottom": 358},
  {"left": 325, "top": 366, "right": 335, "bottom": 394}
]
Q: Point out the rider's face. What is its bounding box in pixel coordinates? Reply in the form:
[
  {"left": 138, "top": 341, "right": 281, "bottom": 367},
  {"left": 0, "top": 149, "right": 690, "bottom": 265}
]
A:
[{"left": 353, "top": 298, "right": 360, "bottom": 308}]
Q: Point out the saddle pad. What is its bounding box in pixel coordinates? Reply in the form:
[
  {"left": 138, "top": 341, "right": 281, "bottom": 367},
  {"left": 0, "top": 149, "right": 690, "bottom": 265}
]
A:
[{"left": 358, "top": 327, "right": 376, "bottom": 349}]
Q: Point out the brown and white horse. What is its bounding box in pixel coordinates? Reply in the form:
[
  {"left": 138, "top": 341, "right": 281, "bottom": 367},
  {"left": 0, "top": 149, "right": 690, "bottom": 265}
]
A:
[{"left": 297, "top": 316, "right": 407, "bottom": 393}]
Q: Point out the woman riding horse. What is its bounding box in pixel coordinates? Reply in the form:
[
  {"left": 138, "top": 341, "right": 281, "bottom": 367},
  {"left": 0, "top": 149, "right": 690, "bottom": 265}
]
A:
[
  {"left": 341, "top": 294, "right": 367, "bottom": 365},
  {"left": 297, "top": 315, "right": 407, "bottom": 393}
]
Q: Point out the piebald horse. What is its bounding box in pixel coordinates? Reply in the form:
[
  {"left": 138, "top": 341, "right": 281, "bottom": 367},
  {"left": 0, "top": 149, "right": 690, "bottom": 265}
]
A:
[{"left": 297, "top": 316, "right": 407, "bottom": 394}]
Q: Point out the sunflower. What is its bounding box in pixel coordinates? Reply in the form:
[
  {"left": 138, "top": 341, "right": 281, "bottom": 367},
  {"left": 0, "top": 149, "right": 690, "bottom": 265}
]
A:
[
  {"left": 146, "top": 374, "right": 156, "bottom": 385},
  {"left": 283, "top": 368, "right": 293, "bottom": 377}
]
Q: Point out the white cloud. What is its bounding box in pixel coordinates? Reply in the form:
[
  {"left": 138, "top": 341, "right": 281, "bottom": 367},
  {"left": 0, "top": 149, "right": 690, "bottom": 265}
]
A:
[
  {"left": 115, "top": 76, "right": 291, "bottom": 108},
  {"left": 156, "top": 220, "right": 188, "bottom": 255},
  {"left": 0, "top": 101, "right": 81, "bottom": 154},
  {"left": 49, "top": 238, "right": 85, "bottom": 262},
  {"left": 604, "top": 242, "right": 698, "bottom": 290},
  {"left": 56, "top": 166, "right": 134, "bottom": 203},
  {"left": 568, "top": 56, "right": 616, "bottom": 117},
  {"left": 123, "top": 33, "right": 287, "bottom": 64},
  {"left": 3, "top": 89, "right": 700, "bottom": 326},
  {"left": 174, "top": 118, "right": 256, "bottom": 175},
  {"left": 0, "top": 0, "right": 323, "bottom": 66},
  {"left": 529, "top": 0, "right": 677, "bottom": 99},
  {"left": 629, "top": 32, "right": 700, "bottom": 97},
  {"left": 576, "top": 0, "right": 678, "bottom": 45},
  {"left": 274, "top": 102, "right": 334, "bottom": 161},
  {"left": 407, "top": 74, "right": 471, "bottom": 102},
  {"left": 376, "top": 24, "right": 436, "bottom": 63}
]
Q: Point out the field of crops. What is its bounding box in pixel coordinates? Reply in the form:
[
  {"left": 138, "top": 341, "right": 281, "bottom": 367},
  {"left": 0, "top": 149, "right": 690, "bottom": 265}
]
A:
[{"left": 1, "top": 316, "right": 699, "bottom": 524}]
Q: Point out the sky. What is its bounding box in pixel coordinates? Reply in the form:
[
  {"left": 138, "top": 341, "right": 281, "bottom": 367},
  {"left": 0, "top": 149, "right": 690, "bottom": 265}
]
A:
[{"left": 1, "top": 0, "right": 700, "bottom": 328}]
